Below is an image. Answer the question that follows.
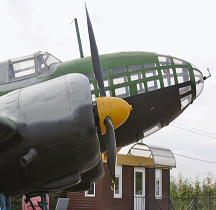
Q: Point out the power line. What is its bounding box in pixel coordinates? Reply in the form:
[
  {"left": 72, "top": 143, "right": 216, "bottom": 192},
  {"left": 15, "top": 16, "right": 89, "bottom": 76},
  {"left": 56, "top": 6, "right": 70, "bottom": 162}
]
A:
[
  {"left": 170, "top": 124, "right": 216, "bottom": 140},
  {"left": 172, "top": 122, "right": 216, "bottom": 136},
  {"left": 174, "top": 153, "right": 216, "bottom": 164},
  {"left": 173, "top": 167, "right": 215, "bottom": 176}
]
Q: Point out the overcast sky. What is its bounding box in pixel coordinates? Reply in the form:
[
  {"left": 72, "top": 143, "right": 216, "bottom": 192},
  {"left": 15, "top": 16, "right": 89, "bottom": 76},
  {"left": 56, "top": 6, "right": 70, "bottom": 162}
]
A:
[{"left": 0, "top": 0, "right": 215, "bottom": 182}]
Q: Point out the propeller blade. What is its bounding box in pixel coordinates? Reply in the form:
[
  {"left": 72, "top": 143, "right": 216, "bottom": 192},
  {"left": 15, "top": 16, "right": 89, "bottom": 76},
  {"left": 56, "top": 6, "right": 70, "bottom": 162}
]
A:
[
  {"left": 104, "top": 116, "right": 116, "bottom": 190},
  {"left": 85, "top": 6, "right": 106, "bottom": 97},
  {"left": 85, "top": 5, "right": 133, "bottom": 190}
]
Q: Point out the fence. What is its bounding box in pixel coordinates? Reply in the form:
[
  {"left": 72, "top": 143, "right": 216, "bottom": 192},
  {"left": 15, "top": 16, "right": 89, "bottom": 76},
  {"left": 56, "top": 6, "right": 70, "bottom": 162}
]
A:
[
  {"left": 171, "top": 194, "right": 216, "bottom": 210},
  {"left": 134, "top": 196, "right": 172, "bottom": 210},
  {"left": 134, "top": 195, "right": 216, "bottom": 210}
]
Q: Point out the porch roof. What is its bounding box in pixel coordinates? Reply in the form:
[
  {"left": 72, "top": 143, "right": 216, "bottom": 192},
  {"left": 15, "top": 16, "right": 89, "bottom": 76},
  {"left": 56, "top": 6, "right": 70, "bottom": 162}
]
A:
[{"left": 127, "top": 143, "right": 176, "bottom": 168}]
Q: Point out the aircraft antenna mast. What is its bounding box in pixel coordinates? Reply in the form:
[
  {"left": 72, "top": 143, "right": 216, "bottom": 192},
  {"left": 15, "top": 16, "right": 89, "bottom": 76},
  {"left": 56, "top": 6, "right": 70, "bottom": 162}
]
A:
[{"left": 72, "top": 18, "right": 84, "bottom": 58}]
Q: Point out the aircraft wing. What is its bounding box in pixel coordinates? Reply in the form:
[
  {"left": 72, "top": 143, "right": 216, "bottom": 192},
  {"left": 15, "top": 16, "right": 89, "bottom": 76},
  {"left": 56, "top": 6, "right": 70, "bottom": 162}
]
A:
[{"left": 0, "top": 115, "right": 17, "bottom": 145}]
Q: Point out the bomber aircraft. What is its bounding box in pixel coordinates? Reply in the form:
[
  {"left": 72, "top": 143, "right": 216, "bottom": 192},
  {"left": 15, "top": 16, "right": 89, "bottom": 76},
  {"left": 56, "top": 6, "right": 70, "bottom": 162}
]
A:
[{"left": 0, "top": 5, "right": 207, "bottom": 210}]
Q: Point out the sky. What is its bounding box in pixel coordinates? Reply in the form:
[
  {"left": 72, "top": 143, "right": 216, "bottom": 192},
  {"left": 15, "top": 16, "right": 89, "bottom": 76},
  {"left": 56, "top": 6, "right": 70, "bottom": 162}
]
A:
[{"left": 0, "top": 0, "right": 215, "bottom": 182}]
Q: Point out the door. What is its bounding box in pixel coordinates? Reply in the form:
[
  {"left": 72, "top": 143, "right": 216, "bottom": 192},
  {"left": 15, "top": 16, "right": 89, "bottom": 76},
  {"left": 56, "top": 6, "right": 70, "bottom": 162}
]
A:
[{"left": 134, "top": 167, "right": 145, "bottom": 210}]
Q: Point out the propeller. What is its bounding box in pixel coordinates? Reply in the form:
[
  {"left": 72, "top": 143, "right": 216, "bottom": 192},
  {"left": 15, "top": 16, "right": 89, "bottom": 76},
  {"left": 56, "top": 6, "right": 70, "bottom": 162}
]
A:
[{"left": 85, "top": 5, "right": 132, "bottom": 190}]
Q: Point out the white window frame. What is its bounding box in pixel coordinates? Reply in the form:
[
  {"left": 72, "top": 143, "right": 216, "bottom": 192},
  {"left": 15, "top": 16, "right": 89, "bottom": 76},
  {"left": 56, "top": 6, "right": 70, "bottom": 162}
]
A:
[
  {"left": 114, "top": 165, "right": 122, "bottom": 198},
  {"left": 85, "top": 183, "right": 95, "bottom": 197},
  {"left": 155, "top": 169, "right": 162, "bottom": 198}
]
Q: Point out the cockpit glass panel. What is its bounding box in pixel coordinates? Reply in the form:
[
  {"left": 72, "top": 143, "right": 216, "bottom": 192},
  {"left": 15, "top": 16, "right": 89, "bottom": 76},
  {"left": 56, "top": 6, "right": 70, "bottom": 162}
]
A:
[
  {"left": 193, "top": 70, "right": 204, "bottom": 97},
  {"left": 111, "top": 66, "right": 126, "bottom": 74},
  {"left": 161, "top": 68, "right": 175, "bottom": 87},
  {"left": 115, "top": 86, "right": 130, "bottom": 98},
  {"left": 85, "top": 73, "right": 93, "bottom": 80},
  {"left": 147, "top": 79, "right": 161, "bottom": 92},
  {"left": 106, "top": 90, "right": 112, "bottom": 97},
  {"left": 145, "top": 70, "right": 158, "bottom": 78},
  {"left": 38, "top": 56, "right": 47, "bottom": 74},
  {"left": 176, "top": 68, "right": 190, "bottom": 83},
  {"left": 43, "top": 54, "right": 60, "bottom": 67},
  {"left": 90, "top": 83, "right": 94, "bottom": 90},
  {"left": 104, "top": 79, "right": 110, "bottom": 87},
  {"left": 144, "top": 63, "right": 156, "bottom": 68},
  {"left": 130, "top": 72, "right": 143, "bottom": 81},
  {"left": 113, "top": 76, "right": 128, "bottom": 85},
  {"left": 173, "top": 58, "right": 187, "bottom": 65},
  {"left": 129, "top": 64, "right": 141, "bottom": 71},
  {"left": 180, "top": 94, "right": 192, "bottom": 109},
  {"left": 10, "top": 59, "right": 35, "bottom": 79},
  {"left": 102, "top": 69, "right": 109, "bottom": 76},
  {"left": 158, "top": 57, "right": 171, "bottom": 66},
  {"left": 137, "top": 83, "right": 145, "bottom": 94},
  {"left": 192, "top": 64, "right": 198, "bottom": 69}
]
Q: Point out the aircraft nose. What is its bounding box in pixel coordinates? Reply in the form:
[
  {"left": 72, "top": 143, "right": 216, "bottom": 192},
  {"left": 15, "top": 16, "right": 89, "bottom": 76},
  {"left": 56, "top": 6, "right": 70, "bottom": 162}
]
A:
[{"left": 193, "top": 69, "right": 204, "bottom": 98}]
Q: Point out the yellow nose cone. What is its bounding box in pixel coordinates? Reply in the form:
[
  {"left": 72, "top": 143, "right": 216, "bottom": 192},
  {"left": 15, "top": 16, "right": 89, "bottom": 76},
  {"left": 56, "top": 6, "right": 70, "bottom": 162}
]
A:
[{"left": 96, "top": 97, "right": 132, "bottom": 135}]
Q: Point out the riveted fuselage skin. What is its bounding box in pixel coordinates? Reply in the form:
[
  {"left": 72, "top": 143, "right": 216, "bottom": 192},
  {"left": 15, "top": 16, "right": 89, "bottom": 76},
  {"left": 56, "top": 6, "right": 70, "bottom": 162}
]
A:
[{"left": 0, "top": 51, "right": 204, "bottom": 196}]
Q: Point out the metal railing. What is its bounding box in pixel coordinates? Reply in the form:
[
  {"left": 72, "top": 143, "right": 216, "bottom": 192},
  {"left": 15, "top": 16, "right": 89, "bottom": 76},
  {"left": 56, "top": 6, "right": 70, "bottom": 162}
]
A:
[
  {"left": 171, "top": 194, "right": 216, "bottom": 210},
  {"left": 134, "top": 196, "right": 173, "bottom": 210}
]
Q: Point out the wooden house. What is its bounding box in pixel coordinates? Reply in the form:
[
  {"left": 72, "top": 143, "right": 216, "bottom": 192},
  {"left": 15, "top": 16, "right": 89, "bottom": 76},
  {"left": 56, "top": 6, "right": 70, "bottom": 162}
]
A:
[{"left": 67, "top": 143, "right": 176, "bottom": 210}]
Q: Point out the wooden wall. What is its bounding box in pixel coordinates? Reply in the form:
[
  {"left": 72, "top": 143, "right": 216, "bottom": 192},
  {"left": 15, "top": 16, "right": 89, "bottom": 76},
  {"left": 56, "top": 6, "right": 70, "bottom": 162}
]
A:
[
  {"left": 67, "top": 164, "right": 134, "bottom": 210},
  {"left": 67, "top": 180, "right": 102, "bottom": 210},
  {"left": 67, "top": 164, "right": 170, "bottom": 210},
  {"left": 102, "top": 164, "right": 134, "bottom": 210}
]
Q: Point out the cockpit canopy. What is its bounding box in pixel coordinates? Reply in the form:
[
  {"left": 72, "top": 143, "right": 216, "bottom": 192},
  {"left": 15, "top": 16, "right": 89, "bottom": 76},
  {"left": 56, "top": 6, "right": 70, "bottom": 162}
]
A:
[{"left": 0, "top": 51, "right": 61, "bottom": 84}]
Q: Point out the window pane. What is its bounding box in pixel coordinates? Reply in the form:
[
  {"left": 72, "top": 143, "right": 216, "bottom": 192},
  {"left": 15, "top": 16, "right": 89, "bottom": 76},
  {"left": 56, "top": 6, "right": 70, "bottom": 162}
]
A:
[
  {"left": 106, "top": 90, "right": 112, "bottom": 97},
  {"left": 86, "top": 183, "right": 95, "bottom": 196},
  {"left": 38, "top": 56, "right": 47, "bottom": 74},
  {"left": 194, "top": 70, "right": 204, "bottom": 97},
  {"left": 115, "top": 86, "right": 130, "bottom": 98},
  {"left": 85, "top": 73, "right": 93, "bottom": 80},
  {"left": 180, "top": 94, "right": 192, "bottom": 109},
  {"left": 43, "top": 54, "right": 60, "bottom": 67},
  {"left": 102, "top": 69, "right": 109, "bottom": 76},
  {"left": 129, "top": 64, "right": 141, "bottom": 71},
  {"left": 91, "top": 94, "right": 96, "bottom": 102},
  {"left": 135, "top": 172, "right": 143, "bottom": 195},
  {"left": 115, "top": 177, "right": 119, "bottom": 194},
  {"left": 173, "top": 58, "right": 186, "bottom": 65},
  {"left": 144, "top": 63, "right": 156, "bottom": 68},
  {"left": 111, "top": 66, "right": 126, "bottom": 74},
  {"left": 104, "top": 79, "right": 110, "bottom": 87},
  {"left": 176, "top": 68, "right": 190, "bottom": 83},
  {"left": 158, "top": 57, "right": 171, "bottom": 66},
  {"left": 143, "top": 123, "right": 161, "bottom": 138},
  {"left": 179, "top": 86, "right": 191, "bottom": 95},
  {"left": 10, "top": 59, "right": 35, "bottom": 78},
  {"left": 130, "top": 72, "right": 143, "bottom": 81},
  {"left": 156, "top": 180, "right": 160, "bottom": 196},
  {"left": 113, "top": 76, "right": 128, "bottom": 85},
  {"left": 162, "top": 68, "right": 175, "bottom": 87},
  {"left": 145, "top": 70, "right": 158, "bottom": 78},
  {"left": 137, "top": 83, "right": 145, "bottom": 94},
  {"left": 147, "top": 79, "right": 160, "bottom": 92}
]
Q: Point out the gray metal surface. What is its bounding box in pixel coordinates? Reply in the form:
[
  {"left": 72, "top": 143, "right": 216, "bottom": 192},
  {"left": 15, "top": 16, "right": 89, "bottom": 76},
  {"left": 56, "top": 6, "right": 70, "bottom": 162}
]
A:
[
  {"left": 55, "top": 198, "right": 70, "bottom": 210},
  {"left": 0, "top": 73, "right": 102, "bottom": 196}
]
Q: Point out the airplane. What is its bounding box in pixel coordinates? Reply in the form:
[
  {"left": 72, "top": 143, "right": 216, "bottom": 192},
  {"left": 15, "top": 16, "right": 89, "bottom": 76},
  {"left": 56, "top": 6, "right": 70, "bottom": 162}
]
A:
[{"left": 0, "top": 5, "right": 208, "bottom": 210}]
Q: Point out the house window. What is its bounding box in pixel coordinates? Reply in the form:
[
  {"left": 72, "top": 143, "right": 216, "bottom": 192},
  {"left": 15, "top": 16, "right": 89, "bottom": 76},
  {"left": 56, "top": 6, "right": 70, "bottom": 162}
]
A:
[
  {"left": 85, "top": 183, "right": 95, "bottom": 197},
  {"left": 114, "top": 165, "right": 122, "bottom": 198},
  {"left": 155, "top": 169, "right": 162, "bottom": 198}
]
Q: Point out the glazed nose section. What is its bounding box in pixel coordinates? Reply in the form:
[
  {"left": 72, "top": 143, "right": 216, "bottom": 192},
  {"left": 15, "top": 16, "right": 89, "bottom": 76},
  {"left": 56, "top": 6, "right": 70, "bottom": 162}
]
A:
[{"left": 193, "top": 69, "right": 204, "bottom": 98}]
